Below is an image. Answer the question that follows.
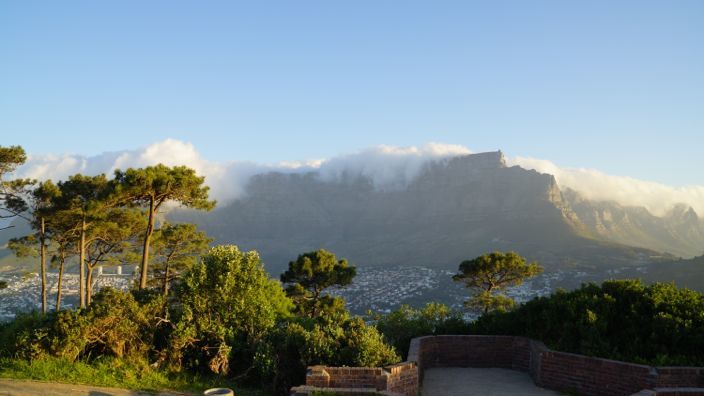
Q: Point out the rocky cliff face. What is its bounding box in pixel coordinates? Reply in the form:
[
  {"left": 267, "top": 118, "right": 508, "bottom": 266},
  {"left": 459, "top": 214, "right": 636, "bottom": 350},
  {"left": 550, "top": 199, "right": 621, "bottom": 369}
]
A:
[
  {"left": 561, "top": 189, "right": 704, "bottom": 258},
  {"left": 177, "top": 151, "right": 662, "bottom": 274}
]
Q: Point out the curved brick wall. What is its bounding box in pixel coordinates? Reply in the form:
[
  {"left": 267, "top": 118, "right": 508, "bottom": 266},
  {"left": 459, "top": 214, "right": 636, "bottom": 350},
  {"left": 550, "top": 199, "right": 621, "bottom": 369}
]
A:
[
  {"left": 290, "top": 335, "right": 704, "bottom": 396},
  {"left": 409, "top": 335, "right": 704, "bottom": 396}
]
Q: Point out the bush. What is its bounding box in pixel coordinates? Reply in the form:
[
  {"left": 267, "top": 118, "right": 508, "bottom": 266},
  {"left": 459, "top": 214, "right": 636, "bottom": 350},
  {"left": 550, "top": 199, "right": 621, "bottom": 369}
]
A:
[
  {"left": 168, "top": 245, "right": 293, "bottom": 376},
  {"left": 375, "top": 303, "right": 470, "bottom": 359},
  {"left": 473, "top": 279, "right": 704, "bottom": 365},
  {"left": 0, "top": 311, "right": 50, "bottom": 360},
  {"left": 0, "top": 287, "right": 162, "bottom": 362},
  {"left": 261, "top": 316, "right": 400, "bottom": 393}
]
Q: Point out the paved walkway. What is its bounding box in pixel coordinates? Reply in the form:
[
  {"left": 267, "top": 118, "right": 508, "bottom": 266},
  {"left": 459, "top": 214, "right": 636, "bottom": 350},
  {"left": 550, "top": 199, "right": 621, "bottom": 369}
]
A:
[
  {"left": 0, "top": 379, "right": 190, "bottom": 396},
  {"left": 421, "top": 368, "right": 562, "bottom": 396}
]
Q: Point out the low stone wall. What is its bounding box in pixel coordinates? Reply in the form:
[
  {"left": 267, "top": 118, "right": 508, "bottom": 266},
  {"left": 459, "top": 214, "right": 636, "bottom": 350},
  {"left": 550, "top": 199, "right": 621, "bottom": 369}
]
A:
[{"left": 290, "top": 335, "right": 703, "bottom": 396}]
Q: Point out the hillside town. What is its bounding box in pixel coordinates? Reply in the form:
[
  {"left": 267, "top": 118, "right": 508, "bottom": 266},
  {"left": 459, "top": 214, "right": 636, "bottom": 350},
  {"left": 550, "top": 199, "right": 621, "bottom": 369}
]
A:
[{"left": 1, "top": 264, "right": 636, "bottom": 321}]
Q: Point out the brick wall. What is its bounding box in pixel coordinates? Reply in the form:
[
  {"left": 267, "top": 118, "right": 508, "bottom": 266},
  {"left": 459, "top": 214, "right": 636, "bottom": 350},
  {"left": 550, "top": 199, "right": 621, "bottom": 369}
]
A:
[
  {"left": 290, "top": 335, "right": 703, "bottom": 396},
  {"left": 536, "top": 350, "right": 655, "bottom": 395},
  {"left": 409, "top": 335, "right": 531, "bottom": 380},
  {"left": 325, "top": 367, "right": 387, "bottom": 389},
  {"left": 290, "top": 363, "right": 418, "bottom": 396},
  {"left": 411, "top": 335, "right": 703, "bottom": 396},
  {"left": 656, "top": 368, "right": 704, "bottom": 388},
  {"left": 386, "top": 362, "right": 418, "bottom": 396}
]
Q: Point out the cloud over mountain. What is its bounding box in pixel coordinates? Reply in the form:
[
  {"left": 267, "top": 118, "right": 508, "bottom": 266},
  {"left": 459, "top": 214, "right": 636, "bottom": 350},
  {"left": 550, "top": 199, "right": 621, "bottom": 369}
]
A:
[
  {"left": 12, "top": 139, "right": 704, "bottom": 216},
  {"left": 510, "top": 156, "right": 704, "bottom": 216},
  {"left": 12, "top": 140, "right": 471, "bottom": 203}
]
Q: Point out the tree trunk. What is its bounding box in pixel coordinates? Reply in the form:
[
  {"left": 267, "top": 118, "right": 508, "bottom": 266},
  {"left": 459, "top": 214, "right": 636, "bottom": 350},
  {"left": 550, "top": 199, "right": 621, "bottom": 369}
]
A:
[
  {"left": 139, "top": 198, "right": 156, "bottom": 290},
  {"left": 162, "top": 259, "right": 171, "bottom": 298},
  {"left": 56, "top": 253, "right": 65, "bottom": 310},
  {"left": 86, "top": 265, "right": 94, "bottom": 306},
  {"left": 79, "top": 216, "right": 86, "bottom": 308},
  {"left": 40, "top": 216, "right": 47, "bottom": 315}
]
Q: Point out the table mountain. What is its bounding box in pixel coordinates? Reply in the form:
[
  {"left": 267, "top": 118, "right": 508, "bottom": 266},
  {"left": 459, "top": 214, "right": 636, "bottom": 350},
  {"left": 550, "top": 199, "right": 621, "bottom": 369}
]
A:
[{"left": 175, "top": 151, "right": 689, "bottom": 274}]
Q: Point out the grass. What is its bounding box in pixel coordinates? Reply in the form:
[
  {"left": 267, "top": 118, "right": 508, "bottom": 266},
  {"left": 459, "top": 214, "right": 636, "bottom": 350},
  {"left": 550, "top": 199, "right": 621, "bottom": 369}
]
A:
[{"left": 0, "top": 356, "right": 269, "bottom": 395}]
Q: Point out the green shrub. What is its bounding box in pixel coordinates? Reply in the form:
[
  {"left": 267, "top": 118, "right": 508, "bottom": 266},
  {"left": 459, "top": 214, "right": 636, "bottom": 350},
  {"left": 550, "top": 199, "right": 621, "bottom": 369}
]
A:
[
  {"left": 261, "top": 316, "right": 400, "bottom": 393},
  {"left": 168, "top": 245, "right": 293, "bottom": 376},
  {"left": 375, "top": 302, "right": 470, "bottom": 359},
  {"left": 473, "top": 279, "right": 704, "bottom": 365},
  {"left": 0, "top": 287, "right": 162, "bottom": 362},
  {"left": 0, "top": 311, "right": 50, "bottom": 360}
]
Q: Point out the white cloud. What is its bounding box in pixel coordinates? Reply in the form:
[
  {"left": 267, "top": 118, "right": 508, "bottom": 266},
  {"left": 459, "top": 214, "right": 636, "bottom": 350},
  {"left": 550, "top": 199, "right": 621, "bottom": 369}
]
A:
[
  {"left": 11, "top": 139, "right": 704, "bottom": 217},
  {"left": 510, "top": 156, "right": 704, "bottom": 216},
  {"left": 11, "top": 140, "right": 471, "bottom": 202},
  {"left": 15, "top": 139, "right": 258, "bottom": 204},
  {"left": 317, "top": 143, "right": 472, "bottom": 189}
]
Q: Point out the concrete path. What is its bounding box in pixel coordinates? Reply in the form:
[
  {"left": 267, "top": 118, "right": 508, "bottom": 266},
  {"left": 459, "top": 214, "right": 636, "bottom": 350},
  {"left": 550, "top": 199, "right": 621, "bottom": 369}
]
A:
[
  {"left": 0, "top": 379, "right": 190, "bottom": 396},
  {"left": 421, "top": 368, "right": 562, "bottom": 396}
]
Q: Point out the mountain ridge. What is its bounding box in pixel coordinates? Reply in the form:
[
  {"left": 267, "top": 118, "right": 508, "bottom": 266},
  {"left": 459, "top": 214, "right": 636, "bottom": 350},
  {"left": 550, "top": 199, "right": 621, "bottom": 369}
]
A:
[{"left": 175, "top": 151, "right": 683, "bottom": 274}]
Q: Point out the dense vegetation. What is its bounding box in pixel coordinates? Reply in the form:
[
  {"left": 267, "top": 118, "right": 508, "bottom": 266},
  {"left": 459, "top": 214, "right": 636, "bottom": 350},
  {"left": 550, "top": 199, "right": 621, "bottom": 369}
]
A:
[
  {"left": 0, "top": 246, "right": 400, "bottom": 394},
  {"left": 473, "top": 279, "right": 704, "bottom": 366},
  {"left": 374, "top": 303, "right": 470, "bottom": 360}
]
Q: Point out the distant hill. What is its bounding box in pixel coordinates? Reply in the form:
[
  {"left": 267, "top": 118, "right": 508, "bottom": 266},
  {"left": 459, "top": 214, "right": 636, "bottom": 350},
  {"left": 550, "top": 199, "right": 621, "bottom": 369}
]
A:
[{"left": 174, "top": 151, "right": 674, "bottom": 275}]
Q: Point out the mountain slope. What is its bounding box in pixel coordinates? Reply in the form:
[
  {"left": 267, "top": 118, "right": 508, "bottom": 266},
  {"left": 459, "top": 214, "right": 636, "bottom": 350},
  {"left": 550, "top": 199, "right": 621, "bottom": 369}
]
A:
[
  {"left": 562, "top": 189, "right": 704, "bottom": 258},
  {"left": 175, "top": 151, "right": 662, "bottom": 274}
]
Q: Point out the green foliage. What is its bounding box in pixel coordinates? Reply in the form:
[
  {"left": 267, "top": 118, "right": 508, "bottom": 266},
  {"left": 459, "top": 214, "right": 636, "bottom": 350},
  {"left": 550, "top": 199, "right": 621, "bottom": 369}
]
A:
[
  {"left": 7, "top": 234, "right": 39, "bottom": 258},
  {"left": 473, "top": 279, "right": 704, "bottom": 365},
  {"left": 465, "top": 291, "right": 516, "bottom": 313},
  {"left": 453, "top": 251, "right": 543, "bottom": 314},
  {"left": 0, "top": 356, "right": 266, "bottom": 394},
  {"left": 0, "top": 145, "right": 26, "bottom": 176},
  {"left": 84, "top": 208, "right": 145, "bottom": 266},
  {"left": 112, "top": 164, "right": 216, "bottom": 289},
  {"left": 262, "top": 316, "right": 400, "bottom": 393},
  {"left": 375, "top": 303, "right": 470, "bottom": 359},
  {"left": 281, "top": 249, "right": 356, "bottom": 318},
  {"left": 112, "top": 164, "right": 216, "bottom": 212},
  {"left": 56, "top": 174, "right": 111, "bottom": 212},
  {"left": 0, "top": 288, "right": 162, "bottom": 362},
  {"left": 0, "top": 311, "right": 49, "bottom": 360},
  {"left": 0, "top": 145, "right": 31, "bottom": 220},
  {"left": 169, "top": 245, "right": 292, "bottom": 375},
  {"left": 149, "top": 222, "right": 212, "bottom": 296},
  {"left": 339, "top": 317, "right": 400, "bottom": 367},
  {"left": 82, "top": 207, "right": 146, "bottom": 305},
  {"left": 0, "top": 243, "right": 401, "bottom": 394}
]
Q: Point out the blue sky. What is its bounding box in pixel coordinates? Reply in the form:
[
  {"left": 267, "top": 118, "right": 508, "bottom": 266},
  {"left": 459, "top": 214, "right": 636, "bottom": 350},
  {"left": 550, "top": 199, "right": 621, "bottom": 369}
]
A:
[{"left": 1, "top": 1, "right": 703, "bottom": 185}]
